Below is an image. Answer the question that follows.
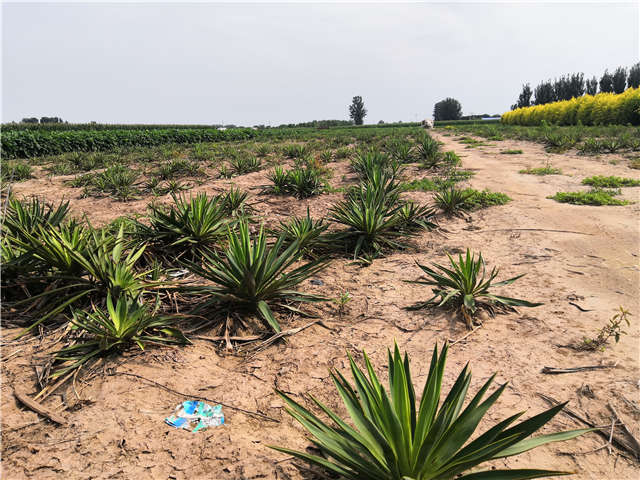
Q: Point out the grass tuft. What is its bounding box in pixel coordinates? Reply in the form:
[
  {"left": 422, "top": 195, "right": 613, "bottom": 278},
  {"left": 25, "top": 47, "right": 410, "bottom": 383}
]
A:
[
  {"left": 1, "top": 161, "right": 32, "bottom": 182},
  {"left": 519, "top": 165, "right": 562, "bottom": 175},
  {"left": 549, "top": 189, "right": 629, "bottom": 206},
  {"left": 461, "top": 188, "right": 511, "bottom": 210},
  {"left": 581, "top": 175, "right": 640, "bottom": 188}
]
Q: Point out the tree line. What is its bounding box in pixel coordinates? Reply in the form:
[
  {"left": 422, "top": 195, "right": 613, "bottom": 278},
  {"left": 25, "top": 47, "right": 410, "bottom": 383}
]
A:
[
  {"left": 20, "top": 116, "right": 65, "bottom": 124},
  {"left": 511, "top": 63, "right": 640, "bottom": 109}
]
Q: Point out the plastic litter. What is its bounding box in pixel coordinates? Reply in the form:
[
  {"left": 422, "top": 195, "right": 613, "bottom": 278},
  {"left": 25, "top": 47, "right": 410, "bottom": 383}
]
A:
[
  {"left": 165, "top": 401, "right": 224, "bottom": 432},
  {"left": 168, "top": 269, "right": 190, "bottom": 278}
]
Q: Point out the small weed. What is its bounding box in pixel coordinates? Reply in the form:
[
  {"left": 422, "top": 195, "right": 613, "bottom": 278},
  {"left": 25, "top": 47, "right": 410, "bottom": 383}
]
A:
[
  {"left": 437, "top": 168, "right": 474, "bottom": 189},
  {"left": 581, "top": 175, "right": 640, "bottom": 188},
  {"left": 332, "top": 291, "right": 352, "bottom": 317},
  {"left": 459, "top": 188, "right": 511, "bottom": 210},
  {"left": 549, "top": 189, "right": 629, "bottom": 206},
  {"left": 519, "top": 164, "right": 562, "bottom": 175},
  {"left": 402, "top": 169, "right": 473, "bottom": 193},
  {"left": 457, "top": 136, "right": 487, "bottom": 148},
  {"left": 500, "top": 149, "right": 523, "bottom": 155},
  {"left": 578, "top": 307, "right": 631, "bottom": 351}
]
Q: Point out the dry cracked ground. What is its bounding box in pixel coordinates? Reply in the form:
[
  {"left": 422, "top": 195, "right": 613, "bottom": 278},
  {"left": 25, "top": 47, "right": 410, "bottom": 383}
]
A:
[{"left": 2, "top": 131, "right": 639, "bottom": 479}]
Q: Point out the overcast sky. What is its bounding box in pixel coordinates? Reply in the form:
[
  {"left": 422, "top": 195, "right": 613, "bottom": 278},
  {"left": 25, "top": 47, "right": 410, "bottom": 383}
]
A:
[{"left": 2, "top": 2, "right": 638, "bottom": 125}]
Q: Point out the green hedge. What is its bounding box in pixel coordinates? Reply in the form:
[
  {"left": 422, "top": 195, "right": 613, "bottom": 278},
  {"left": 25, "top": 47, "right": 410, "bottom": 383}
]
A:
[
  {"left": 1, "top": 123, "right": 230, "bottom": 132},
  {"left": 1, "top": 128, "right": 257, "bottom": 159},
  {"left": 502, "top": 88, "right": 640, "bottom": 126}
]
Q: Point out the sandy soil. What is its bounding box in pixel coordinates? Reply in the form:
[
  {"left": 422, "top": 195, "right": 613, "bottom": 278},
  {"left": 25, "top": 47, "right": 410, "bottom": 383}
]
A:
[{"left": 2, "top": 134, "right": 639, "bottom": 479}]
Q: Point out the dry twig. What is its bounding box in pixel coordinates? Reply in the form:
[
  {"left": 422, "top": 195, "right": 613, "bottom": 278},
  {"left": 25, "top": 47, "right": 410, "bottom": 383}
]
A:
[
  {"left": 538, "top": 393, "right": 639, "bottom": 461},
  {"left": 13, "top": 389, "right": 67, "bottom": 425},
  {"left": 449, "top": 325, "right": 483, "bottom": 346},
  {"left": 541, "top": 364, "right": 617, "bottom": 374}
]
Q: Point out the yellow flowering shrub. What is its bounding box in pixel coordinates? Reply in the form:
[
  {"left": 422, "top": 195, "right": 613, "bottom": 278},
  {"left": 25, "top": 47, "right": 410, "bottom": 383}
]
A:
[{"left": 502, "top": 88, "right": 640, "bottom": 126}]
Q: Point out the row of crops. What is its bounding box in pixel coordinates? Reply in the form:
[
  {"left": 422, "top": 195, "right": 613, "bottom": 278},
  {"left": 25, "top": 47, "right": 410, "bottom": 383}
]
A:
[
  {"left": 1, "top": 127, "right": 258, "bottom": 159},
  {"left": 502, "top": 87, "right": 640, "bottom": 126},
  {"left": 2, "top": 121, "right": 421, "bottom": 132},
  {"left": 1, "top": 125, "right": 422, "bottom": 159},
  {"left": 0, "top": 122, "right": 231, "bottom": 132}
]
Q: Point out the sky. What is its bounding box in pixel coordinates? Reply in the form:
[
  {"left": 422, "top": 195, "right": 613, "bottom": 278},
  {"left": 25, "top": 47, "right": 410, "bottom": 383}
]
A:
[{"left": 2, "top": 1, "right": 639, "bottom": 125}]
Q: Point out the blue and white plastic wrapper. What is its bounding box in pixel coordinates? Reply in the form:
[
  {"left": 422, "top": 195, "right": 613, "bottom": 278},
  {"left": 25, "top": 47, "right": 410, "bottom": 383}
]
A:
[{"left": 165, "top": 401, "right": 224, "bottom": 432}]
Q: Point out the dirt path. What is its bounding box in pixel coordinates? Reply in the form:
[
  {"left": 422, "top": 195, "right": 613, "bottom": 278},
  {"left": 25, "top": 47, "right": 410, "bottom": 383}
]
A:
[
  {"left": 434, "top": 131, "right": 639, "bottom": 306},
  {"left": 1, "top": 135, "right": 639, "bottom": 479}
]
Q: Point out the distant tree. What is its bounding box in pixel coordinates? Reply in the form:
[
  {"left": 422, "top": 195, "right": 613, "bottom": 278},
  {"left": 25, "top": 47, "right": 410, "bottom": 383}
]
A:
[
  {"left": 612, "top": 67, "right": 627, "bottom": 93},
  {"left": 533, "top": 81, "right": 555, "bottom": 105},
  {"left": 585, "top": 76, "right": 598, "bottom": 95},
  {"left": 377, "top": 120, "right": 385, "bottom": 124},
  {"left": 568, "top": 73, "right": 585, "bottom": 98},
  {"left": 511, "top": 83, "right": 532, "bottom": 110},
  {"left": 627, "top": 63, "right": 640, "bottom": 89},
  {"left": 40, "top": 116, "right": 63, "bottom": 124},
  {"left": 21, "top": 117, "right": 39, "bottom": 123},
  {"left": 599, "top": 70, "right": 614, "bottom": 93},
  {"left": 553, "top": 76, "right": 570, "bottom": 101},
  {"left": 626, "top": 63, "right": 640, "bottom": 89},
  {"left": 433, "top": 97, "right": 462, "bottom": 121},
  {"left": 551, "top": 74, "right": 583, "bottom": 101},
  {"left": 349, "top": 96, "right": 367, "bottom": 125}
]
